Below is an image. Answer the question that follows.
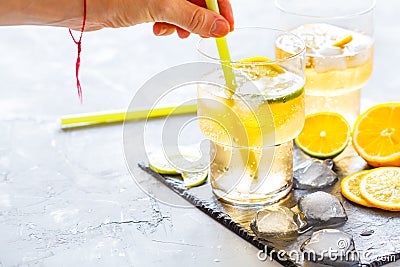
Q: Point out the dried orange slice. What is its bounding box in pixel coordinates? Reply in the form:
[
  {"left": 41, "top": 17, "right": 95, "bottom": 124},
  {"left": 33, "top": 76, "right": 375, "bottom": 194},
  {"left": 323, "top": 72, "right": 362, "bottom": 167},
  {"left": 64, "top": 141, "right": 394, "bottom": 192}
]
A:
[
  {"left": 352, "top": 103, "right": 400, "bottom": 167},
  {"left": 359, "top": 167, "right": 400, "bottom": 211},
  {"left": 295, "top": 112, "right": 350, "bottom": 159},
  {"left": 332, "top": 35, "right": 353, "bottom": 48},
  {"left": 341, "top": 170, "right": 374, "bottom": 207}
]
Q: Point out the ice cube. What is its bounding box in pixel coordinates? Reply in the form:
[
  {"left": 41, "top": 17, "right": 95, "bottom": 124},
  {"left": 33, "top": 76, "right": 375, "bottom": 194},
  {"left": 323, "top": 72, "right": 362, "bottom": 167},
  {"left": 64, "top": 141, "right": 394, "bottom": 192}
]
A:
[
  {"left": 236, "top": 79, "right": 264, "bottom": 95},
  {"left": 301, "top": 229, "right": 359, "bottom": 266},
  {"left": 250, "top": 206, "right": 299, "bottom": 239},
  {"left": 275, "top": 33, "right": 305, "bottom": 55},
  {"left": 319, "top": 46, "right": 342, "bottom": 56},
  {"left": 294, "top": 160, "right": 338, "bottom": 189},
  {"left": 346, "top": 48, "right": 372, "bottom": 68},
  {"left": 314, "top": 55, "right": 347, "bottom": 72},
  {"left": 299, "top": 191, "right": 347, "bottom": 228},
  {"left": 290, "top": 23, "right": 365, "bottom": 72}
]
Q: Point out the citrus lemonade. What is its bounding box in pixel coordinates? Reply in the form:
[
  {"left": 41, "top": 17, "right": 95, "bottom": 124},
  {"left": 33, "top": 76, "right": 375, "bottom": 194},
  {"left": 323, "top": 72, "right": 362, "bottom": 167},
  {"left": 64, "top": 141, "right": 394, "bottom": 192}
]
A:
[
  {"left": 282, "top": 23, "right": 374, "bottom": 124},
  {"left": 197, "top": 62, "right": 305, "bottom": 205}
]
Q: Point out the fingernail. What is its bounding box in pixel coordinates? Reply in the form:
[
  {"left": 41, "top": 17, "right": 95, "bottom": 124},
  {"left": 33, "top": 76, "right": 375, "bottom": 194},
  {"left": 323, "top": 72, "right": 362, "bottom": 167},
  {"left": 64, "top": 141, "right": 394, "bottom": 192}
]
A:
[
  {"left": 210, "top": 19, "right": 229, "bottom": 37},
  {"left": 156, "top": 25, "right": 168, "bottom": 36},
  {"left": 230, "top": 23, "right": 235, "bottom": 32}
]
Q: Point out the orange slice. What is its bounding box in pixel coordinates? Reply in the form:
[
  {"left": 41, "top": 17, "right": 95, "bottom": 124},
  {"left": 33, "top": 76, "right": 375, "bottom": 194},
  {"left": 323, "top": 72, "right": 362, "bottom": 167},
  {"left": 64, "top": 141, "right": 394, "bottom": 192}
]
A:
[
  {"left": 341, "top": 170, "right": 374, "bottom": 207},
  {"left": 359, "top": 167, "right": 400, "bottom": 211},
  {"left": 352, "top": 103, "right": 400, "bottom": 167},
  {"left": 295, "top": 112, "right": 350, "bottom": 159},
  {"left": 332, "top": 35, "right": 353, "bottom": 48}
]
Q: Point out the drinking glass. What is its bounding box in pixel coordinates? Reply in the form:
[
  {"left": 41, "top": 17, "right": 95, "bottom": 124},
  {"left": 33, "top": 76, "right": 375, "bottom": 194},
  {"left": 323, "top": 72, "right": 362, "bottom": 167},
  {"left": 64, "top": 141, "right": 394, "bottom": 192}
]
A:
[
  {"left": 197, "top": 28, "right": 305, "bottom": 205},
  {"left": 275, "top": 0, "right": 375, "bottom": 125}
]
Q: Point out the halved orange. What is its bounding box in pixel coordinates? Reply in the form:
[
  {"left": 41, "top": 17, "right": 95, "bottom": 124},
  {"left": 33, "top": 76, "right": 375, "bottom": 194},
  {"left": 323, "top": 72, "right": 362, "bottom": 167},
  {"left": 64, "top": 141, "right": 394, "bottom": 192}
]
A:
[
  {"left": 359, "top": 167, "right": 400, "bottom": 211},
  {"left": 341, "top": 170, "right": 374, "bottom": 207},
  {"left": 295, "top": 112, "right": 350, "bottom": 159},
  {"left": 352, "top": 103, "right": 400, "bottom": 167}
]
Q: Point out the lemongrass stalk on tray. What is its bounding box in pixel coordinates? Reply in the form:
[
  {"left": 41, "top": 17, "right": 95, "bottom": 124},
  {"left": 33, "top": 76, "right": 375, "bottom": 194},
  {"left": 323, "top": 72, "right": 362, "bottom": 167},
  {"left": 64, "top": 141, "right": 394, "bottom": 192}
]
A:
[{"left": 60, "top": 104, "right": 197, "bottom": 129}]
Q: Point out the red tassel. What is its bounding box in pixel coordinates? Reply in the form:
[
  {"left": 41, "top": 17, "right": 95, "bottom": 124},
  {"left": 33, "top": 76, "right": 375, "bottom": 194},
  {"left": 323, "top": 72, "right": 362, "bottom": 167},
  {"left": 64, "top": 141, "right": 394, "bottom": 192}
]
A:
[{"left": 69, "top": 0, "right": 87, "bottom": 103}]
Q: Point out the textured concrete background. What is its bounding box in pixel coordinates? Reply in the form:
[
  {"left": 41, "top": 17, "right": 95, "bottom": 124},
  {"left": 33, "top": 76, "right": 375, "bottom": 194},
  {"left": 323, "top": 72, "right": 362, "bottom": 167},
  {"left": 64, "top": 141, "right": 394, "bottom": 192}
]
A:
[{"left": 0, "top": 0, "right": 399, "bottom": 266}]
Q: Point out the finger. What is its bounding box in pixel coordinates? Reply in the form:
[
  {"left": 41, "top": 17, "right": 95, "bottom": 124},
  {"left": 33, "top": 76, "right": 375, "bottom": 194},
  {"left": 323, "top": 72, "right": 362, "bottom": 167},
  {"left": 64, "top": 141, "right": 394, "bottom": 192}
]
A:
[
  {"left": 217, "top": 0, "right": 234, "bottom": 31},
  {"left": 189, "top": 0, "right": 207, "bottom": 8},
  {"left": 177, "top": 27, "right": 191, "bottom": 39},
  {"left": 163, "top": 0, "right": 230, "bottom": 37},
  {"left": 153, "top": 22, "right": 176, "bottom": 36},
  {"left": 190, "top": 0, "right": 234, "bottom": 31}
]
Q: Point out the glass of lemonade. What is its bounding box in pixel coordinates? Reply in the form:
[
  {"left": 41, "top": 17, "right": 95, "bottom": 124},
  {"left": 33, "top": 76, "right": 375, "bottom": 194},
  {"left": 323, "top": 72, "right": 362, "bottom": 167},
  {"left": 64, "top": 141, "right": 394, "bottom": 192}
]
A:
[
  {"left": 197, "top": 28, "right": 305, "bottom": 205},
  {"left": 275, "top": 0, "right": 375, "bottom": 125}
]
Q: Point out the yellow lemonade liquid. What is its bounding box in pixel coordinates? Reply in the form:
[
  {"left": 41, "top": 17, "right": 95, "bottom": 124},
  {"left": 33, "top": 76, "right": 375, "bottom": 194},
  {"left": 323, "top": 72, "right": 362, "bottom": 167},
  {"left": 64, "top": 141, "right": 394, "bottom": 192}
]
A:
[
  {"left": 197, "top": 66, "right": 304, "bottom": 204},
  {"left": 285, "top": 23, "right": 374, "bottom": 125}
]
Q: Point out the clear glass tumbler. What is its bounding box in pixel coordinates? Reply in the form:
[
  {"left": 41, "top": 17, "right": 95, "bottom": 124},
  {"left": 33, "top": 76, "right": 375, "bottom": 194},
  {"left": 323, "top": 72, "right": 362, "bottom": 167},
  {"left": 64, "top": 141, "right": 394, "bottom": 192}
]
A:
[
  {"left": 275, "top": 0, "right": 375, "bottom": 125},
  {"left": 197, "top": 28, "right": 305, "bottom": 205}
]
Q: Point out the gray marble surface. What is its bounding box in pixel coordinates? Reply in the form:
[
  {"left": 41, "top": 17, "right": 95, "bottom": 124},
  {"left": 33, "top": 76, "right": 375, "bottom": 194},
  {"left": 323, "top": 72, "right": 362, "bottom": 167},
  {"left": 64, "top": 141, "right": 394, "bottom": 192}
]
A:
[{"left": 0, "top": 0, "right": 400, "bottom": 266}]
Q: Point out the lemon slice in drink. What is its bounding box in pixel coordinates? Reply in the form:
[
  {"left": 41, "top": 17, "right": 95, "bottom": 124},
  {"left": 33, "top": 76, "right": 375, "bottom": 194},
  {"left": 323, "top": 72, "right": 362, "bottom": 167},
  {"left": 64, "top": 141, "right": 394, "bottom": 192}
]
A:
[
  {"left": 295, "top": 112, "right": 351, "bottom": 159},
  {"left": 341, "top": 170, "right": 374, "bottom": 207},
  {"left": 360, "top": 167, "right": 400, "bottom": 211},
  {"left": 234, "top": 56, "right": 304, "bottom": 103},
  {"left": 234, "top": 56, "right": 285, "bottom": 78}
]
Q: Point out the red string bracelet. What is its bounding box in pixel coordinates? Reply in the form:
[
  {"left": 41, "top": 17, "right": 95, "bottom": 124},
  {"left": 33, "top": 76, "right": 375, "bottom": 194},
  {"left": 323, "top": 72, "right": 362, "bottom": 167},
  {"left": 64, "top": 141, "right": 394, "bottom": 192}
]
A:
[{"left": 69, "top": 0, "right": 87, "bottom": 103}]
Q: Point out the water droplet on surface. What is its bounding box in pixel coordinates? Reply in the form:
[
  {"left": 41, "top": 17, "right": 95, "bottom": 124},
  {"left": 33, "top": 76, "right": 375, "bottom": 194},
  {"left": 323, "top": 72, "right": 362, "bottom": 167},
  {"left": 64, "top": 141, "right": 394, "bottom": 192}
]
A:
[{"left": 360, "top": 229, "right": 374, "bottom": 236}]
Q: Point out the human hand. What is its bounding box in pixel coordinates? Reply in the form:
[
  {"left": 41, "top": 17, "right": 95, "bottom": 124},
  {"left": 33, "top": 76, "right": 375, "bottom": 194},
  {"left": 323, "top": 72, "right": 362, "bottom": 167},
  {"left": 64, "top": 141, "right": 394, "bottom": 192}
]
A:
[
  {"left": 0, "top": 0, "right": 234, "bottom": 38},
  {"left": 151, "top": 0, "right": 234, "bottom": 38},
  {"left": 90, "top": 0, "right": 234, "bottom": 38}
]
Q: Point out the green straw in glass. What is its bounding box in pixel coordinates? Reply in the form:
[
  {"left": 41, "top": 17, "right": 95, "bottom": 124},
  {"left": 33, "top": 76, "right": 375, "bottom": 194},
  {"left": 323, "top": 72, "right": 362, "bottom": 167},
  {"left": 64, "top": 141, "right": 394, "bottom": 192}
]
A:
[
  {"left": 204, "top": 3, "right": 260, "bottom": 180},
  {"left": 205, "top": 0, "right": 237, "bottom": 95}
]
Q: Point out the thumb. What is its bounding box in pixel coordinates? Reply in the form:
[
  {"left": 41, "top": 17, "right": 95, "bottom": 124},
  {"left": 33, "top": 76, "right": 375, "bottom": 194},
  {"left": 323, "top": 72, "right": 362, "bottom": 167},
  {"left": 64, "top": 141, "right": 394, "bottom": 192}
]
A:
[{"left": 160, "top": 0, "right": 231, "bottom": 37}]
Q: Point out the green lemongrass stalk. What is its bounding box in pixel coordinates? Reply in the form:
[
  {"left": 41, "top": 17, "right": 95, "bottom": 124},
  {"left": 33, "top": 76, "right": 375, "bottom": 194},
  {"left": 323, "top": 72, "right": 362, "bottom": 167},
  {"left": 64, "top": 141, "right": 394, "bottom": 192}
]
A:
[
  {"left": 60, "top": 104, "right": 197, "bottom": 129},
  {"left": 205, "top": 0, "right": 237, "bottom": 95},
  {"left": 205, "top": 0, "right": 259, "bottom": 181}
]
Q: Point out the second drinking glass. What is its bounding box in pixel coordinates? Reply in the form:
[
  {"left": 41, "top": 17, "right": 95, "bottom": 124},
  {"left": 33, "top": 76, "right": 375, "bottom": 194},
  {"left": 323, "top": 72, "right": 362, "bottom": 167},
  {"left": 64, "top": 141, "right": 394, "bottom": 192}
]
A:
[{"left": 275, "top": 0, "right": 375, "bottom": 125}]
